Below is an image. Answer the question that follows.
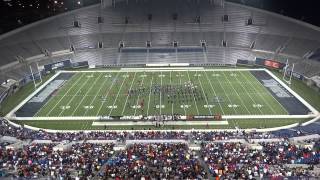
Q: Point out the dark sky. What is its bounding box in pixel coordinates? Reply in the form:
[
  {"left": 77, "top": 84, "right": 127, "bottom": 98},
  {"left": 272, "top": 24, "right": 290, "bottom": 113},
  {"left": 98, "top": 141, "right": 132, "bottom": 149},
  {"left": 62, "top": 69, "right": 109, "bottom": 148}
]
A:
[{"left": 229, "top": 0, "right": 320, "bottom": 27}]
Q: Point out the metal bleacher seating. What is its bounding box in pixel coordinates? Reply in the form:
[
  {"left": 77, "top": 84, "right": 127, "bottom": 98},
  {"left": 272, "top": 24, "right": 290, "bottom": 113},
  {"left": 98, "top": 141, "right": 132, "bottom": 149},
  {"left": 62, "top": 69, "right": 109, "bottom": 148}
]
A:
[{"left": 0, "top": 0, "right": 318, "bottom": 77}]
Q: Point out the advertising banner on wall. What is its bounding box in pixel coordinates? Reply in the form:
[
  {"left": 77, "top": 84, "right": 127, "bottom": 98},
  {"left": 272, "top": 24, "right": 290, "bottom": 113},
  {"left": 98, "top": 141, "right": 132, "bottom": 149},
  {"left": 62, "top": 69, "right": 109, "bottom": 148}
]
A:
[
  {"left": 255, "top": 58, "right": 286, "bottom": 69},
  {"left": 44, "top": 60, "right": 72, "bottom": 71},
  {"left": 285, "top": 70, "right": 304, "bottom": 80},
  {"left": 72, "top": 61, "right": 89, "bottom": 68}
]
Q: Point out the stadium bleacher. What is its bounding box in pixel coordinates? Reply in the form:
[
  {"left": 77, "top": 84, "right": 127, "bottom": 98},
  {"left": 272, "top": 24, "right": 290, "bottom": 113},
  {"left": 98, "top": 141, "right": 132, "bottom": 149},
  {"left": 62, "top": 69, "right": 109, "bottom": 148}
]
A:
[
  {"left": 0, "top": 0, "right": 319, "bottom": 76},
  {"left": 1, "top": 118, "right": 320, "bottom": 179},
  {"left": 0, "top": 0, "right": 319, "bottom": 179}
]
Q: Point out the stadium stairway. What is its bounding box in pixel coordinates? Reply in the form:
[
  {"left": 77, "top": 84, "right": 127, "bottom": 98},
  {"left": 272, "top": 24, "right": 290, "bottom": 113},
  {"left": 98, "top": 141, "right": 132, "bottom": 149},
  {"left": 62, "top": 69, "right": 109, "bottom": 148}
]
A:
[{"left": 196, "top": 151, "right": 215, "bottom": 180}]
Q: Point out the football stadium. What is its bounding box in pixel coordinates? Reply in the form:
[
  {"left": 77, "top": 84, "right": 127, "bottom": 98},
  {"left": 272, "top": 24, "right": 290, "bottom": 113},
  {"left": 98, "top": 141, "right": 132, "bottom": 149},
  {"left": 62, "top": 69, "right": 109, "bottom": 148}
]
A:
[{"left": 0, "top": 0, "right": 320, "bottom": 179}]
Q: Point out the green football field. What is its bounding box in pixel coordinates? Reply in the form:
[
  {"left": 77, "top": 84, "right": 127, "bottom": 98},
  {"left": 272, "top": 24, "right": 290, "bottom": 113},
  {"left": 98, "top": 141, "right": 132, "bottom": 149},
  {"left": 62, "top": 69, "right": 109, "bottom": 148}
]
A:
[{"left": 34, "top": 70, "right": 288, "bottom": 117}]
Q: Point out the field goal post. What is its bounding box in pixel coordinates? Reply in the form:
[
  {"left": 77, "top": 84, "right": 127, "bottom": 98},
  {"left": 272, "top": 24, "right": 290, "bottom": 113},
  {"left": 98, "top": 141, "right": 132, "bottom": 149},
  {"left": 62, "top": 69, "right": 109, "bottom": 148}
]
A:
[
  {"left": 29, "top": 62, "right": 43, "bottom": 90},
  {"left": 282, "top": 59, "right": 294, "bottom": 85}
]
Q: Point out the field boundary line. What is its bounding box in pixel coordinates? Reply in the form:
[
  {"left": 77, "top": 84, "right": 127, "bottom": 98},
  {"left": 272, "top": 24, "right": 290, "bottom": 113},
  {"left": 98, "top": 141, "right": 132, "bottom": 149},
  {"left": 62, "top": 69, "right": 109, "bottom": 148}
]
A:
[
  {"left": 46, "top": 73, "right": 86, "bottom": 116},
  {"left": 240, "top": 71, "right": 277, "bottom": 114},
  {"left": 34, "top": 74, "right": 79, "bottom": 117},
  {"left": 11, "top": 120, "right": 300, "bottom": 133},
  {"left": 6, "top": 71, "right": 62, "bottom": 118},
  {"left": 11, "top": 114, "right": 316, "bottom": 121},
  {"left": 265, "top": 69, "right": 319, "bottom": 115},
  {"left": 58, "top": 68, "right": 266, "bottom": 73},
  {"left": 249, "top": 71, "right": 290, "bottom": 115}
]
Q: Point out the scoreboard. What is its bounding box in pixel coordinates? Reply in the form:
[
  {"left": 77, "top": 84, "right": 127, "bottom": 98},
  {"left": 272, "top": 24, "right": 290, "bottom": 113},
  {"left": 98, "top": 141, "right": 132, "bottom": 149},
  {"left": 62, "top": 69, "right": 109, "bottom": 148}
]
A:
[{"left": 255, "top": 58, "right": 285, "bottom": 69}]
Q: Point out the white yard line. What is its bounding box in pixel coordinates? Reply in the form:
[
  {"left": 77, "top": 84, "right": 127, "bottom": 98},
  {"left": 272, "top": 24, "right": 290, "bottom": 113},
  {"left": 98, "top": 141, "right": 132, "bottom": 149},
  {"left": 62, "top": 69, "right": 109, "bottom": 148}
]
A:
[
  {"left": 160, "top": 71, "right": 163, "bottom": 115},
  {"left": 133, "top": 72, "right": 146, "bottom": 116},
  {"left": 178, "top": 72, "right": 187, "bottom": 116},
  {"left": 170, "top": 71, "right": 174, "bottom": 115},
  {"left": 34, "top": 75, "right": 78, "bottom": 117},
  {"left": 58, "top": 72, "right": 96, "bottom": 117},
  {"left": 121, "top": 72, "right": 137, "bottom": 115},
  {"left": 108, "top": 72, "right": 129, "bottom": 116},
  {"left": 233, "top": 72, "right": 264, "bottom": 115},
  {"left": 212, "top": 72, "right": 238, "bottom": 114},
  {"left": 186, "top": 71, "right": 200, "bottom": 115},
  {"left": 70, "top": 73, "right": 104, "bottom": 116},
  {"left": 8, "top": 68, "right": 318, "bottom": 124},
  {"left": 96, "top": 71, "right": 122, "bottom": 116},
  {"left": 222, "top": 72, "right": 251, "bottom": 115},
  {"left": 246, "top": 71, "right": 288, "bottom": 114},
  {"left": 196, "top": 71, "right": 213, "bottom": 115},
  {"left": 45, "top": 73, "right": 85, "bottom": 117},
  {"left": 265, "top": 69, "right": 318, "bottom": 115},
  {"left": 203, "top": 71, "right": 226, "bottom": 115},
  {"left": 146, "top": 75, "right": 154, "bottom": 116},
  {"left": 239, "top": 71, "right": 277, "bottom": 114},
  {"left": 6, "top": 72, "right": 62, "bottom": 118},
  {"left": 83, "top": 73, "right": 111, "bottom": 116}
]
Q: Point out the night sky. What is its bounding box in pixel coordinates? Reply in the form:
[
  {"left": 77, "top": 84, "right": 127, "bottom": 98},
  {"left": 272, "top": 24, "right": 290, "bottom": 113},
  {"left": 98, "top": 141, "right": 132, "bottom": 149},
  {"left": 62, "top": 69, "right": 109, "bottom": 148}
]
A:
[
  {"left": 230, "top": 0, "right": 320, "bottom": 27},
  {"left": 0, "top": 0, "right": 319, "bottom": 34}
]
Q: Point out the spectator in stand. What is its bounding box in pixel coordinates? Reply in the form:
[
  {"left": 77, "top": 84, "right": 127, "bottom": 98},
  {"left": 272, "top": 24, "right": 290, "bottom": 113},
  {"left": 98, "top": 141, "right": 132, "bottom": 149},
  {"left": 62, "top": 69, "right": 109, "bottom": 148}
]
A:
[
  {"left": 102, "top": 143, "right": 207, "bottom": 179},
  {"left": 201, "top": 141, "right": 320, "bottom": 179}
]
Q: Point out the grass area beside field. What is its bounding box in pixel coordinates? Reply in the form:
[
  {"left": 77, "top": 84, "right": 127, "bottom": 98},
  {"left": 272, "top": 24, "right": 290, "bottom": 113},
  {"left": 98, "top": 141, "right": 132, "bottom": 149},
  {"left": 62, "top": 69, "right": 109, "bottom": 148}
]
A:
[
  {"left": 271, "top": 70, "right": 320, "bottom": 111},
  {"left": 0, "top": 73, "right": 55, "bottom": 116},
  {"left": 12, "top": 118, "right": 309, "bottom": 130}
]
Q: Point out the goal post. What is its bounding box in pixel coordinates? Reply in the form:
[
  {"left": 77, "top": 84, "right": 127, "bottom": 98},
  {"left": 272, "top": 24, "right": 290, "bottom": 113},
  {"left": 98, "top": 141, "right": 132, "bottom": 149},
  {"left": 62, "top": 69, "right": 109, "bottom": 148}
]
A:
[
  {"left": 282, "top": 59, "right": 294, "bottom": 85},
  {"left": 29, "top": 63, "right": 43, "bottom": 90}
]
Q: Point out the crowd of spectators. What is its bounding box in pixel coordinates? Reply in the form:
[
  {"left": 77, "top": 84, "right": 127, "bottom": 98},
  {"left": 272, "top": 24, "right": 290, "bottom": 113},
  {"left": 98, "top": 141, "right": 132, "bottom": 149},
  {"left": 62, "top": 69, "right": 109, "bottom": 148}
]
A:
[
  {"left": 201, "top": 141, "right": 320, "bottom": 179},
  {"left": 127, "top": 131, "right": 188, "bottom": 140},
  {"left": 0, "top": 118, "right": 289, "bottom": 142},
  {"left": 1, "top": 140, "right": 319, "bottom": 179},
  {"left": 0, "top": 143, "right": 114, "bottom": 179},
  {"left": 0, "top": 119, "right": 127, "bottom": 142},
  {"left": 1, "top": 118, "right": 320, "bottom": 178},
  {"left": 0, "top": 118, "right": 315, "bottom": 142},
  {"left": 101, "top": 143, "right": 207, "bottom": 179}
]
